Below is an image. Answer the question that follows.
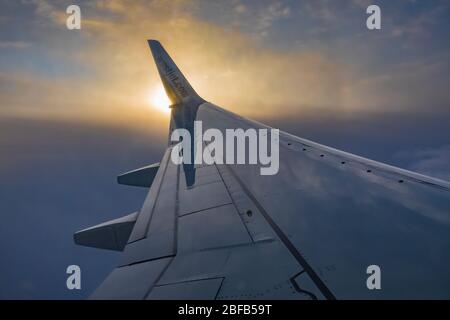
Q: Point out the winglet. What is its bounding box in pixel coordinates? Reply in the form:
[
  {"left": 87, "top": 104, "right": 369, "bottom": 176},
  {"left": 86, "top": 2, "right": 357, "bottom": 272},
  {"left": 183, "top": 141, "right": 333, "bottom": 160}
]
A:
[{"left": 148, "top": 40, "right": 203, "bottom": 106}]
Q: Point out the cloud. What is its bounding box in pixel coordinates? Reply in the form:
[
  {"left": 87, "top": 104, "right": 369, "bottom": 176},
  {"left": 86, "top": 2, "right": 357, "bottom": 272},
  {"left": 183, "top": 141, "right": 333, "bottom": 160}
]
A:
[
  {"left": 389, "top": 4, "right": 449, "bottom": 39},
  {"left": 233, "top": 3, "right": 247, "bottom": 14},
  {"left": 0, "top": 41, "right": 30, "bottom": 49},
  {"left": 303, "top": 0, "right": 338, "bottom": 23},
  {"left": 351, "top": 0, "right": 372, "bottom": 9},
  {"left": 255, "top": 1, "right": 291, "bottom": 36},
  {"left": 0, "top": 0, "right": 350, "bottom": 125},
  {"left": 226, "top": 1, "right": 292, "bottom": 38},
  {"left": 342, "top": 54, "right": 450, "bottom": 112},
  {"left": 395, "top": 145, "right": 450, "bottom": 182},
  {"left": 30, "top": 0, "right": 66, "bottom": 24},
  {"left": 1, "top": 0, "right": 450, "bottom": 129}
]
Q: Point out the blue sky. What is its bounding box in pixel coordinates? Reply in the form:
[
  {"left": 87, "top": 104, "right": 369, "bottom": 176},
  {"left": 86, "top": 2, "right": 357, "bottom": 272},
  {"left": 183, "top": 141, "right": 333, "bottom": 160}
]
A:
[{"left": 0, "top": 0, "right": 449, "bottom": 299}]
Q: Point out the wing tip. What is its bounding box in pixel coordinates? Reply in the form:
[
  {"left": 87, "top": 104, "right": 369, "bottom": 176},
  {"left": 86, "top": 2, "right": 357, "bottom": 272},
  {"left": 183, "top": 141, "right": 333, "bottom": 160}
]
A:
[{"left": 147, "top": 39, "right": 161, "bottom": 47}]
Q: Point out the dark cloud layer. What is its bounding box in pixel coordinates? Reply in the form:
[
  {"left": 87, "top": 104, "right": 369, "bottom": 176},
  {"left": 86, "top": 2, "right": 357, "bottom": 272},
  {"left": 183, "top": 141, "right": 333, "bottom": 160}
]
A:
[{"left": 0, "top": 117, "right": 166, "bottom": 299}]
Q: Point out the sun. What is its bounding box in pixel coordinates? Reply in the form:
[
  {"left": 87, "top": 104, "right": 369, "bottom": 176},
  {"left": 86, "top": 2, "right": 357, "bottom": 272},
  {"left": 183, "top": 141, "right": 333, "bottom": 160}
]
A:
[{"left": 148, "top": 86, "right": 171, "bottom": 113}]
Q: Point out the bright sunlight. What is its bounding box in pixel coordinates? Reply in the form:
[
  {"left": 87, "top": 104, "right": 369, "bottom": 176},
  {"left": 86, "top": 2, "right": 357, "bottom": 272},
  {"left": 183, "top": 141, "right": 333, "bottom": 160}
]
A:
[{"left": 149, "top": 86, "right": 171, "bottom": 113}]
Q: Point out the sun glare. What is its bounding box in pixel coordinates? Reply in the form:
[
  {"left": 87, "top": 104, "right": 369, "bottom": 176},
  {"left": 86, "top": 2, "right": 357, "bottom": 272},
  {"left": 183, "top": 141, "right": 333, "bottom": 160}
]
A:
[{"left": 149, "top": 86, "right": 171, "bottom": 113}]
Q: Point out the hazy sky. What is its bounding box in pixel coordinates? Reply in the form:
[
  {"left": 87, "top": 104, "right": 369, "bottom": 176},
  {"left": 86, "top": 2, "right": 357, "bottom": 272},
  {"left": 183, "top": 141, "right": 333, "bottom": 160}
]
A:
[
  {"left": 1, "top": 0, "right": 450, "bottom": 299},
  {"left": 2, "top": 0, "right": 450, "bottom": 124}
]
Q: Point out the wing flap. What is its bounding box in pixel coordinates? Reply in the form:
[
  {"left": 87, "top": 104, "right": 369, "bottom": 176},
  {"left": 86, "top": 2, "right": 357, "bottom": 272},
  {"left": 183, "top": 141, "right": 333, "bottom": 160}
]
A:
[
  {"left": 74, "top": 212, "right": 138, "bottom": 251},
  {"left": 90, "top": 257, "right": 172, "bottom": 300},
  {"left": 117, "top": 163, "right": 160, "bottom": 188},
  {"left": 147, "top": 278, "right": 224, "bottom": 300}
]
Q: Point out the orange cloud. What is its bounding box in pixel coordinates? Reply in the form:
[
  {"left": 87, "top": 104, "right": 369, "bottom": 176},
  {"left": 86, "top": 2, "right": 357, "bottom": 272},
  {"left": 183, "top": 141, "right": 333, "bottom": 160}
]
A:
[{"left": 4, "top": 0, "right": 445, "bottom": 132}]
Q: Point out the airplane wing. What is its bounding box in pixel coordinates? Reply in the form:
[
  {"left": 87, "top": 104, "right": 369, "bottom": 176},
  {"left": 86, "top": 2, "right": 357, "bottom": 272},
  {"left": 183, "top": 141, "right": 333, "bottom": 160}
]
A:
[{"left": 74, "top": 40, "right": 450, "bottom": 300}]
